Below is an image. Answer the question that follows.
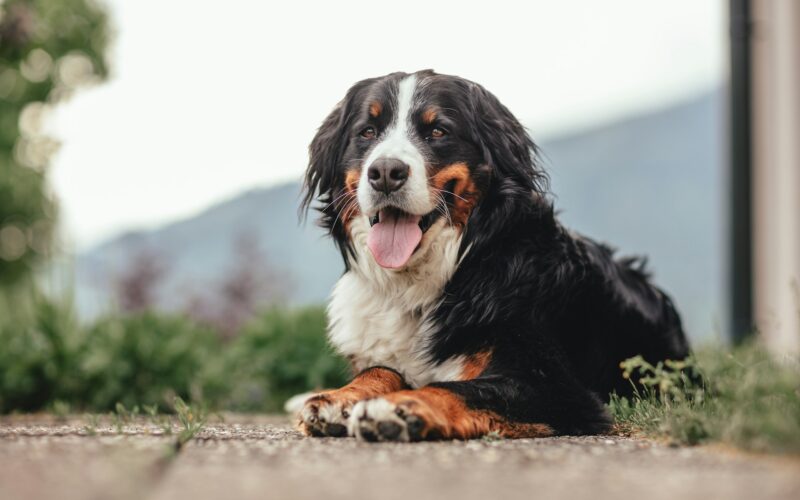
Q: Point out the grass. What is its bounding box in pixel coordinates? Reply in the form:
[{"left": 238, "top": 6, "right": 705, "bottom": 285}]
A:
[
  {"left": 608, "top": 341, "right": 800, "bottom": 454},
  {"left": 171, "top": 396, "right": 208, "bottom": 452},
  {"left": 78, "top": 397, "right": 208, "bottom": 458}
]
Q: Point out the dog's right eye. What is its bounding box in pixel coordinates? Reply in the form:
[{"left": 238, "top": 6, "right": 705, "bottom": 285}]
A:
[{"left": 360, "top": 127, "right": 376, "bottom": 139}]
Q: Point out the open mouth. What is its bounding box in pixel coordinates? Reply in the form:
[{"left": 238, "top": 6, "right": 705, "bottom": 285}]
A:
[
  {"left": 368, "top": 207, "right": 437, "bottom": 232},
  {"left": 366, "top": 206, "right": 439, "bottom": 269}
]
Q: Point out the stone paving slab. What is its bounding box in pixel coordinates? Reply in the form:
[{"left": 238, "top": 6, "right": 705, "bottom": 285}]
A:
[{"left": 1, "top": 415, "right": 798, "bottom": 500}]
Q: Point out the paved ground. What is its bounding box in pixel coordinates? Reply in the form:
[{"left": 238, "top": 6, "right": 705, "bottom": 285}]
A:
[{"left": 1, "top": 415, "right": 799, "bottom": 500}]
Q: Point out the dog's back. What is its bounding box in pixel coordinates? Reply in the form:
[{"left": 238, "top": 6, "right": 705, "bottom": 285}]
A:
[{"left": 548, "top": 235, "right": 690, "bottom": 399}]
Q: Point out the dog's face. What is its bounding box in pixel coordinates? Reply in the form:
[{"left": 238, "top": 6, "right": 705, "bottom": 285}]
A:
[{"left": 304, "top": 70, "right": 545, "bottom": 270}]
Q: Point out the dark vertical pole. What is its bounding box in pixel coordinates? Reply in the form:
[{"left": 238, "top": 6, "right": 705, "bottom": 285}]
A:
[{"left": 729, "top": 0, "right": 753, "bottom": 342}]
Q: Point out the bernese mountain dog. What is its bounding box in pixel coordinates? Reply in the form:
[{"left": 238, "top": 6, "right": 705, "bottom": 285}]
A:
[{"left": 298, "top": 69, "right": 690, "bottom": 442}]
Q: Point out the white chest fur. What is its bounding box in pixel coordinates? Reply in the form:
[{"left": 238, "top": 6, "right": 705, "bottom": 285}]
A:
[{"left": 327, "top": 216, "right": 468, "bottom": 387}]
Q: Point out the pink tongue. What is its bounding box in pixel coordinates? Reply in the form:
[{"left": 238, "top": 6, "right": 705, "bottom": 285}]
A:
[{"left": 367, "top": 210, "right": 423, "bottom": 269}]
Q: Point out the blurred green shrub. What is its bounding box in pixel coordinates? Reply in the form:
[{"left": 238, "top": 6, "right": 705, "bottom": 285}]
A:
[
  {"left": 0, "top": 291, "right": 83, "bottom": 411},
  {"left": 1, "top": 0, "right": 109, "bottom": 286},
  {"left": 79, "top": 312, "right": 223, "bottom": 411},
  {"left": 0, "top": 292, "right": 349, "bottom": 413},
  {"left": 222, "top": 307, "right": 349, "bottom": 412}
]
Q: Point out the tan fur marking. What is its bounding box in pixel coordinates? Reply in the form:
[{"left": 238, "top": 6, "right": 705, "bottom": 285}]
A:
[
  {"left": 383, "top": 387, "right": 553, "bottom": 440},
  {"left": 312, "top": 367, "right": 406, "bottom": 405},
  {"left": 369, "top": 101, "right": 382, "bottom": 118},
  {"left": 430, "top": 162, "right": 480, "bottom": 228},
  {"left": 422, "top": 107, "right": 438, "bottom": 125},
  {"left": 344, "top": 168, "right": 361, "bottom": 194},
  {"left": 300, "top": 367, "right": 406, "bottom": 435},
  {"left": 460, "top": 350, "right": 492, "bottom": 380},
  {"left": 341, "top": 168, "right": 362, "bottom": 232}
]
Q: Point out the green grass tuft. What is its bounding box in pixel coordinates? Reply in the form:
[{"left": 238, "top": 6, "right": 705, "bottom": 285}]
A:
[
  {"left": 171, "top": 396, "right": 207, "bottom": 452},
  {"left": 608, "top": 342, "right": 800, "bottom": 454}
]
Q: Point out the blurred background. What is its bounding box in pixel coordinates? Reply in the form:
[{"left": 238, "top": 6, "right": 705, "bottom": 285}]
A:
[{"left": 1, "top": 0, "right": 797, "bottom": 414}]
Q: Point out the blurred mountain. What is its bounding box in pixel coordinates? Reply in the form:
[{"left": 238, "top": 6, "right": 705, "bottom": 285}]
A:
[
  {"left": 75, "top": 89, "right": 723, "bottom": 339},
  {"left": 74, "top": 182, "right": 344, "bottom": 317}
]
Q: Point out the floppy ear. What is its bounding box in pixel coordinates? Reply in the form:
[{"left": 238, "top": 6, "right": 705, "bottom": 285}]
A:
[
  {"left": 457, "top": 83, "right": 551, "bottom": 257},
  {"left": 301, "top": 78, "right": 376, "bottom": 223},
  {"left": 465, "top": 82, "right": 548, "bottom": 197},
  {"left": 301, "top": 100, "right": 346, "bottom": 222}
]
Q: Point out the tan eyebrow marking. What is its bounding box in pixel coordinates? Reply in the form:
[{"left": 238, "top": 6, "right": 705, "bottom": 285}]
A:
[
  {"left": 369, "top": 101, "right": 382, "bottom": 118},
  {"left": 422, "top": 107, "right": 438, "bottom": 125}
]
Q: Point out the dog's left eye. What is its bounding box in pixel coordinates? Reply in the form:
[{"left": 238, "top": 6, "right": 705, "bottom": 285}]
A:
[
  {"left": 360, "top": 127, "right": 377, "bottom": 139},
  {"left": 427, "top": 127, "right": 446, "bottom": 140}
]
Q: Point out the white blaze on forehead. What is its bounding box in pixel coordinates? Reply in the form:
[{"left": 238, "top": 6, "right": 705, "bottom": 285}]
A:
[{"left": 358, "top": 74, "right": 431, "bottom": 215}]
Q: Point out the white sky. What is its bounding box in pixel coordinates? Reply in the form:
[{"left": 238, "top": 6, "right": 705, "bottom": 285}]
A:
[{"left": 49, "top": 0, "right": 727, "bottom": 250}]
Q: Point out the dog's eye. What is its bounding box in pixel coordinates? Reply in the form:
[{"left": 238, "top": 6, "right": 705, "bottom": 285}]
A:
[
  {"left": 360, "top": 127, "right": 376, "bottom": 139},
  {"left": 428, "top": 127, "right": 446, "bottom": 140}
]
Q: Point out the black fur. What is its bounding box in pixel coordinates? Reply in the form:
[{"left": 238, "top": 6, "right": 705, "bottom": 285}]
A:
[{"left": 303, "top": 70, "right": 690, "bottom": 435}]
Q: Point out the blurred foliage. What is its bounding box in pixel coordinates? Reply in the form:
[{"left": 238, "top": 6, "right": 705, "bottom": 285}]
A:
[
  {"left": 0, "top": 289, "right": 83, "bottom": 411},
  {"left": 609, "top": 343, "right": 800, "bottom": 454},
  {"left": 79, "top": 312, "right": 222, "bottom": 410},
  {"left": 0, "top": 293, "right": 349, "bottom": 413},
  {"left": 221, "top": 307, "right": 350, "bottom": 412},
  {"left": 0, "top": 0, "right": 109, "bottom": 286},
  {"left": 0, "top": 0, "right": 349, "bottom": 417}
]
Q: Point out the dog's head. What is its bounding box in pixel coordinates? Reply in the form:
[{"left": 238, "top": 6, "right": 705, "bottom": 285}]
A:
[{"left": 303, "top": 70, "right": 547, "bottom": 270}]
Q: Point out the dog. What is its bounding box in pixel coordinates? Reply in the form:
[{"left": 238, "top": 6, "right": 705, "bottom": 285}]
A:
[{"left": 298, "top": 70, "right": 690, "bottom": 442}]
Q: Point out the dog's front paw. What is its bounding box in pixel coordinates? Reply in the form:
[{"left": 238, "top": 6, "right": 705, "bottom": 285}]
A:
[
  {"left": 349, "top": 398, "right": 432, "bottom": 442},
  {"left": 300, "top": 393, "right": 354, "bottom": 437}
]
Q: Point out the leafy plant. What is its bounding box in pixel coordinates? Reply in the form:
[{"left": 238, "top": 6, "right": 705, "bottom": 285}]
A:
[
  {"left": 0, "top": 291, "right": 348, "bottom": 414},
  {"left": 0, "top": 0, "right": 110, "bottom": 287},
  {"left": 220, "top": 307, "right": 349, "bottom": 412},
  {"left": 609, "top": 342, "right": 800, "bottom": 453},
  {"left": 79, "top": 312, "right": 223, "bottom": 411},
  {"left": 171, "top": 396, "right": 207, "bottom": 452},
  {"left": 0, "top": 292, "right": 84, "bottom": 412},
  {"left": 83, "top": 413, "right": 99, "bottom": 435}
]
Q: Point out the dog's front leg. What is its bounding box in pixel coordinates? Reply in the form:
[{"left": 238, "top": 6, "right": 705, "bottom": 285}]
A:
[
  {"left": 300, "top": 366, "right": 408, "bottom": 437},
  {"left": 349, "top": 372, "right": 612, "bottom": 442},
  {"left": 347, "top": 381, "right": 552, "bottom": 442}
]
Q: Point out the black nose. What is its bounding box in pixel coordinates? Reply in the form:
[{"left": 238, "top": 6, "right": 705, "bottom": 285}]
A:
[{"left": 367, "top": 158, "right": 409, "bottom": 194}]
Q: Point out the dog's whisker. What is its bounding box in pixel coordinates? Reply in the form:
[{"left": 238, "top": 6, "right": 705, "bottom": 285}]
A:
[
  {"left": 323, "top": 190, "right": 357, "bottom": 211},
  {"left": 440, "top": 195, "right": 454, "bottom": 227},
  {"left": 428, "top": 185, "right": 469, "bottom": 204},
  {"left": 340, "top": 198, "right": 357, "bottom": 219},
  {"left": 321, "top": 193, "right": 354, "bottom": 217},
  {"left": 337, "top": 193, "right": 356, "bottom": 210},
  {"left": 331, "top": 197, "right": 356, "bottom": 230},
  {"left": 432, "top": 194, "right": 453, "bottom": 228},
  {"left": 342, "top": 198, "right": 361, "bottom": 221}
]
